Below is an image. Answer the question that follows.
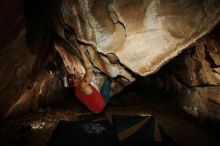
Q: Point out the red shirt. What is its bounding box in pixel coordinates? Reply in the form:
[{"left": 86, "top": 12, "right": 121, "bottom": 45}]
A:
[{"left": 74, "top": 85, "right": 105, "bottom": 114}]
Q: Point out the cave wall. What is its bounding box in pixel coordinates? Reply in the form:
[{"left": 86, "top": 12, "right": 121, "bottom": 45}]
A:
[
  {"left": 0, "top": 0, "right": 24, "bottom": 47},
  {"left": 0, "top": 0, "right": 220, "bottom": 119},
  {"left": 0, "top": 0, "right": 67, "bottom": 119},
  {"left": 134, "top": 25, "right": 220, "bottom": 121},
  {"left": 175, "top": 26, "right": 220, "bottom": 121}
]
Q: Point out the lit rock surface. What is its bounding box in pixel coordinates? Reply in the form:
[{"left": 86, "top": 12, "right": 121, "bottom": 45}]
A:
[{"left": 60, "top": 0, "right": 220, "bottom": 76}]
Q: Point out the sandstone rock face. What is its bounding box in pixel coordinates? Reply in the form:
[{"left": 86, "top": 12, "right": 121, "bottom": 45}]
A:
[
  {"left": 172, "top": 38, "right": 220, "bottom": 86},
  {"left": 173, "top": 27, "right": 220, "bottom": 121},
  {"left": 181, "top": 86, "right": 220, "bottom": 121},
  {"left": 0, "top": 0, "right": 70, "bottom": 118},
  {"left": 0, "top": 0, "right": 220, "bottom": 119},
  {"left": 59, "top": 0, "right": 220, "bottom": 77},
  {"left": 0, "top": 30, "right": 66, "bottom": 118}
]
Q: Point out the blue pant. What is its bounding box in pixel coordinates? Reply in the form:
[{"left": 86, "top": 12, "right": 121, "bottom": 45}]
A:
[{"left": 100, "top": 78, "right": 112, "bottom": 104}]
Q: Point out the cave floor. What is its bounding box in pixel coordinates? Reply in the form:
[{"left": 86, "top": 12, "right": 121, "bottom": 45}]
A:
[{"left": 0, "top": 96, "right": 220, "bottom": 146}]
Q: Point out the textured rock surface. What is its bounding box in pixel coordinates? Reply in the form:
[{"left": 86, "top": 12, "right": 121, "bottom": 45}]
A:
[
  {"left": 175, "top": 27, "right": 220, "bottom": 121},
  {"left": 144, "top": 25, "right": 220, "bottom": 121},
  {"left": 59, "top": 0, "right": 220, "bottom": 77},
  {"left": 0, "top": 30, "right": 67, "bottom": 118}
]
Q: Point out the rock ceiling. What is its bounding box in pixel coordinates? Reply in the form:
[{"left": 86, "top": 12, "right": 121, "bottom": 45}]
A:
[{"left": 58, "top": 0, "right": 220, "bottom": 77}]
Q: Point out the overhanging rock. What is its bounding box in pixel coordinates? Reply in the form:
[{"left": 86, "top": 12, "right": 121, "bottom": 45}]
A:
[{"left": 58, "top": 0, "right": 220, "bottom": 79}]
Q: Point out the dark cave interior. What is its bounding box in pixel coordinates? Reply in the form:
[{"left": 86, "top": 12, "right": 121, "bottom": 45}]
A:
[{"left": 0, "top": 0, "right": 220, "bottom": 146}]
